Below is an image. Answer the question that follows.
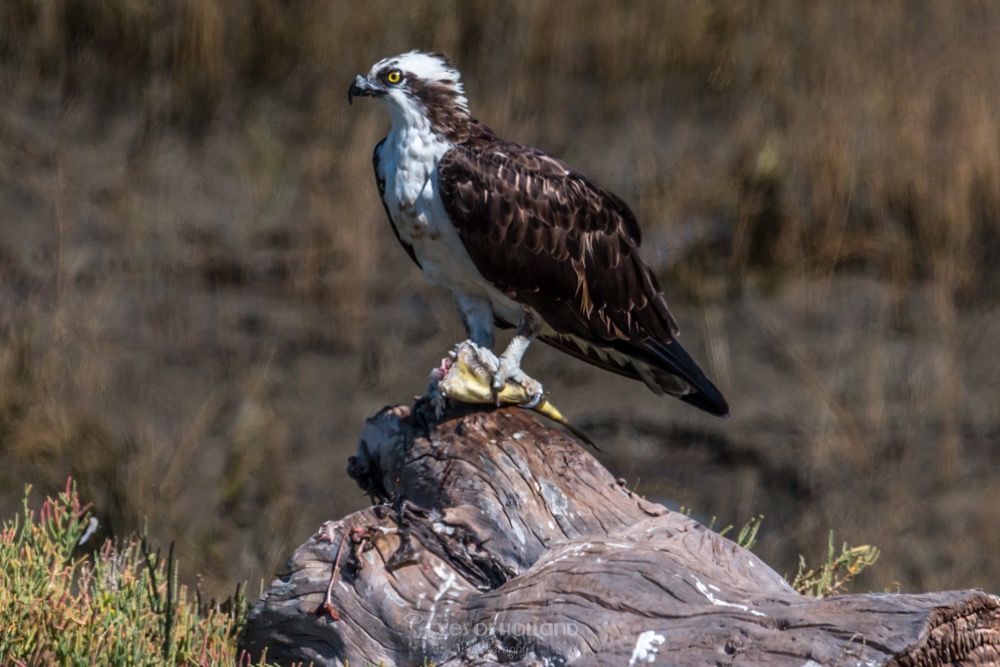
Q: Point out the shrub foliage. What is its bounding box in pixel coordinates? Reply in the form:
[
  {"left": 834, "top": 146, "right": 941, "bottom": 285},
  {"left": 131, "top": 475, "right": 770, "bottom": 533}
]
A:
[{"left": 0, "top": 479, "right": 270, "bottom": 666}]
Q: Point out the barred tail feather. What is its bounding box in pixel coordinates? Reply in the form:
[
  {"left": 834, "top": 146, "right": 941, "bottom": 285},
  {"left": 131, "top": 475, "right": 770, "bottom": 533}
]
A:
[{"left": 540, "top": 333, "right": 730, "bottom": 418}]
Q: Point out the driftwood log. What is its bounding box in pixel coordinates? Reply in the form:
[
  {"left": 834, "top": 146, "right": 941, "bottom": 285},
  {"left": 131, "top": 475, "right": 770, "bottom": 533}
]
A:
[{"left": 241, "top": 400, "right": 1000, "bottom": 666}]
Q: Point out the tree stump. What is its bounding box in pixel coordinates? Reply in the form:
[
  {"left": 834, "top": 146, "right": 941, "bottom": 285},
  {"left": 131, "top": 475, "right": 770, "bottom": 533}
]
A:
[{"left": 240, "top": 400, "right": 1000, "bottom": 666}]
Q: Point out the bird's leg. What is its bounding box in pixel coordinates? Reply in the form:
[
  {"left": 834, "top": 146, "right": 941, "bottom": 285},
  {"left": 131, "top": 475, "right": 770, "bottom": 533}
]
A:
[
  {"left": 492, "top": 312, "right": 543, "bottom": 407},
  {"left": 428, "top": 296, "right": 497, "bottom": 414},
  {"left": 457, "top": 295, "right": 495, "bottom": 350},
  {"left": 456, "top": 295, "right": 500, "bottom": 374}
]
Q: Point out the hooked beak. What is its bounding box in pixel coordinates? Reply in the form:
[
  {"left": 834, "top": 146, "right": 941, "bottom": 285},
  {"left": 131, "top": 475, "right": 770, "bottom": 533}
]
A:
[{"left": 348, "top": 75, "right": 382, "bottom": 105}]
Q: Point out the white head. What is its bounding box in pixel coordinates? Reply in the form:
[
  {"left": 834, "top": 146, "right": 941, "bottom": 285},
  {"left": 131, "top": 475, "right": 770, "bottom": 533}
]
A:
[{"left": 349, "top": 51, "right": 472, "bottom": 137}]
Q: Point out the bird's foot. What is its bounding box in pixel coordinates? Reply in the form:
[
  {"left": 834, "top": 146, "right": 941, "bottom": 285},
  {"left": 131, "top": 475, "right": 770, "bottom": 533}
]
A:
[
  {"left": 436, "top": 341, "right": 543, "bottom": 407},
  {"left": 492, "top": 356, "right": 544, "bottom": 409},
  {"left": 433, "top": 341, "right": 592, "bottom": 447}
]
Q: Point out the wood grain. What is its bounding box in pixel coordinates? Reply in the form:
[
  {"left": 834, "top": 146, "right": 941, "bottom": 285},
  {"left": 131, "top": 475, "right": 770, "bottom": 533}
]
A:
[{"left": 241, "top": 401, "right": 1000, "bottom": 666}]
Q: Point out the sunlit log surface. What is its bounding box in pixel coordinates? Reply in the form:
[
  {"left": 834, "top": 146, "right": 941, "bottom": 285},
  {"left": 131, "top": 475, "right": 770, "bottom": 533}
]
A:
[{"left": 241, "top": 400, "right": 1000, "bottom": 666}]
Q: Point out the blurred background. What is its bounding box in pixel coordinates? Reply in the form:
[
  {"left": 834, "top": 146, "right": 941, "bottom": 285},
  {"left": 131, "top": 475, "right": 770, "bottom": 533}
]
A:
[{"left": 1, "top": 0, "right": 998, "bottom": 601}]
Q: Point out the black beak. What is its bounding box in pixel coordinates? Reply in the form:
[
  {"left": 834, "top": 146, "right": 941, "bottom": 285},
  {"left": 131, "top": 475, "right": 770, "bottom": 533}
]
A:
[{"left": 348, "top": 75, "right": 380, "bottom": 105}]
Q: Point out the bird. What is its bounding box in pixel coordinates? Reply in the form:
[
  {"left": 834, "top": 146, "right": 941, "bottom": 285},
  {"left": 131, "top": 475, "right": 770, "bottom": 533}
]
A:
[{"left": 348, "top": 51, "right": 729, "bottom": 417}]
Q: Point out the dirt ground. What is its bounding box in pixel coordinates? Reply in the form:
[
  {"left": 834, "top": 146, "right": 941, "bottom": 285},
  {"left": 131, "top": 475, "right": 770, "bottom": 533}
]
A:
[{"left": 1, "top": 2, "right": 998, "bottom": 602}]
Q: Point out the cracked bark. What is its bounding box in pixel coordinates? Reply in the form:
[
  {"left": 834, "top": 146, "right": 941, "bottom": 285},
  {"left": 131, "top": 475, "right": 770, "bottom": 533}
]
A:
[{"left": 240, "top": 400, "right": 1000, "bottom": 666}]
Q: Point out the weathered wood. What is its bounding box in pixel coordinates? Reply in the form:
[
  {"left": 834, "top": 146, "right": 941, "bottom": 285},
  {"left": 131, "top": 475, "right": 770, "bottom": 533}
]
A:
[{"left": 241, "top": 400, "right": 1000, "bottom": 666}]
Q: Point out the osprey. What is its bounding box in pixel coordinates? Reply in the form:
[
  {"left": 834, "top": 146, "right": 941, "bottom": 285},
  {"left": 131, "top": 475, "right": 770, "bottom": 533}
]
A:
[{"left": 349, "top": 51, "right": 729, "bottom": 417}]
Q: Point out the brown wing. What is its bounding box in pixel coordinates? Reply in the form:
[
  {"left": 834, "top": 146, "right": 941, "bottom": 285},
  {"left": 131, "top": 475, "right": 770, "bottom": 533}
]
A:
[
  {"left": 437, "top": 139, "right": 678, "bottom": 343},
  {"left": 437, "top": 136, "right": 729, "bottom": 417}
]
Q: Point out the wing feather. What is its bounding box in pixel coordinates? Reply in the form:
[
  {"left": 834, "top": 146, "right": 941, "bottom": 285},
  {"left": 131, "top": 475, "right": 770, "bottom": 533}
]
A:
[
  {"left": 437, "top": 134, "right": 728, "bottom": 416},
  {"left": 438, "top": 139, "right": 676, "bottom": 343}
]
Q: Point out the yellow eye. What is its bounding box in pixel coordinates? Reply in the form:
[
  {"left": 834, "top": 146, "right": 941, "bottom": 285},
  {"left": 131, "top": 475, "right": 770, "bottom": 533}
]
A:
[{"left": 386, "top": 69, "right": 402, "bottom": 84}]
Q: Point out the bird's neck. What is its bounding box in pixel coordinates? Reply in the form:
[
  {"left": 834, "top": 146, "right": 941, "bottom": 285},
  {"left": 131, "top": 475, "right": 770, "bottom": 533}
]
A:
[
  {"left": 386, "top": 116, "right": 449, "bottom": 163},
  {"left": 388, "top": 104, "right": 480, "bottom": 147}
]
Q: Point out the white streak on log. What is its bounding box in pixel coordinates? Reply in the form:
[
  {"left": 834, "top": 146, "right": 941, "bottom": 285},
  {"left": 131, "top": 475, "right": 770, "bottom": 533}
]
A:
[
  {"left": 508, "top": 450, "right": 533, "bottom": 480},
  {"left": 693, "top": 576, "right": 767, "bottom": 617},
  {"left": 540, "top": 542, "right": 593, "bottom": 570},
  {"left": 433, "top": 521, "right": 456, "bottom": 535},
  {"left": 432, "top": 565, "right": 457, "bottom": 601},
  {"left": 606, "top": 541, "right": 636, "bottom": 549},
  {"left": 628, "top": 630, "right": 665, "bottom": 665},
  {"left": 384, "top": 587, "right": 408, "bottom": 608},
  {"left": 423, "top": 567, "right": 459, "bottom": 649},
  {"left": 539, "top": 477, "right": 568, "bottom": 516},
  {"left": 511, "top": 519, "right": 526, "bottom": 545}
]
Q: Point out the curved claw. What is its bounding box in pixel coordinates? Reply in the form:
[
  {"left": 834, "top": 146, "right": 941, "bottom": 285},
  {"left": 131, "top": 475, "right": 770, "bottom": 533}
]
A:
[{"left": 492, "top": 359, "right": 544, "bottom": 406}]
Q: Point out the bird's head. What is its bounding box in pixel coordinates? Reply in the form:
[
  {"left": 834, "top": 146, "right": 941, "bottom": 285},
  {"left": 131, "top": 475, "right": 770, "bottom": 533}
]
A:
[{"left": 349, "top": 51, "right": 471, "bottom": 136}]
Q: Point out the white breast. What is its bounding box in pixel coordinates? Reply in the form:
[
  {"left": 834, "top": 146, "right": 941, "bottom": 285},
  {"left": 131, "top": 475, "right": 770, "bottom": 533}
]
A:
[{"left": 377, "top": 124, "right": 523, "bottom": 324}]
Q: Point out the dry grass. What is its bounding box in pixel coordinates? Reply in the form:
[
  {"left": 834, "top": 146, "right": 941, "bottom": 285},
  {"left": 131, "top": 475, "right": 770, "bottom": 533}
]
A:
[{"left": 1, "top": 0, "right": 998, "bottom": 600}]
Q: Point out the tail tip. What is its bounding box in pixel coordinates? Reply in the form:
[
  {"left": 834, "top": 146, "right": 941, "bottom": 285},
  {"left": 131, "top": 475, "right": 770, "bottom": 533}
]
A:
[{"left": 681, "top": 384, "right": 730, "bottom": 418}]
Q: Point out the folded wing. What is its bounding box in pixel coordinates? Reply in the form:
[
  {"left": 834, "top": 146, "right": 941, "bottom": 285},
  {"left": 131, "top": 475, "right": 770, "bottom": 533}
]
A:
[{"left": 437, "top": 136, "right": 729, "bottom": 416}]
